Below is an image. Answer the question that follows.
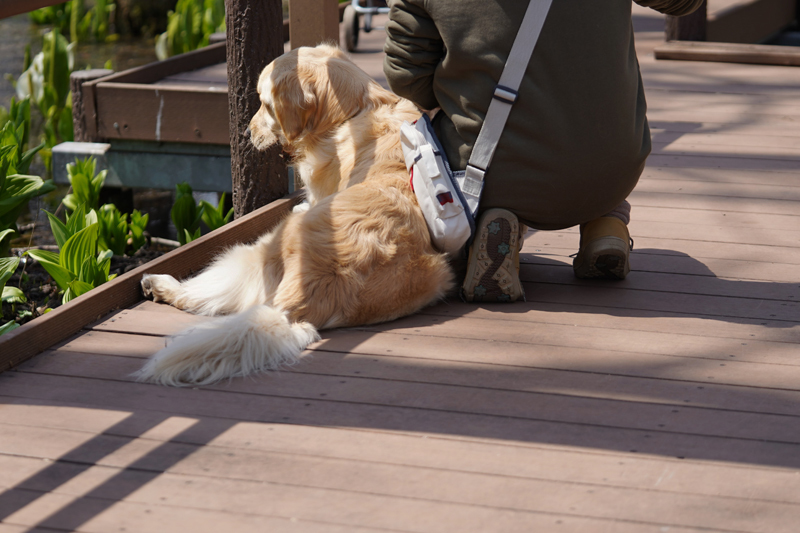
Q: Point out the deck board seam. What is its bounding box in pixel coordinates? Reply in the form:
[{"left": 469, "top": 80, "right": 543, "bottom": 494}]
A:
[
  {"left": 21, "top": 351, "right": 800, "bottom": 417},
  {"left": 4, "top": 395, "right": 798, "bottom": 474},
  {"left": 7, "top": 372, "right": 800, "bottom": 447},
  {"left": 0, "top": 485, "right": 752, "bottom": 533},
  {"left": 4, "top": 450, "right": 799, "bottom": 512}
]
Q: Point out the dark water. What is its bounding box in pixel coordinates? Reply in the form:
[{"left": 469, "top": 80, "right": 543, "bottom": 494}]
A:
[
  {"left": 1, "top": 13, "right": 162, "bottom": 242},
  {"left": 0, "top": 13, "right": 158, "bottom": 111}
]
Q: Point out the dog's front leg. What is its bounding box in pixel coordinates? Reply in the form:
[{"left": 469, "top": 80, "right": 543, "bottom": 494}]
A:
[{"left": 141, "top": 233, "right": 282, "bottom": 316}]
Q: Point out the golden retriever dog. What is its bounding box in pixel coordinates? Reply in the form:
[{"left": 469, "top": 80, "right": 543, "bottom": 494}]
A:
[{"left": 136, "top": 44, "right": 454, "bottom": 386}]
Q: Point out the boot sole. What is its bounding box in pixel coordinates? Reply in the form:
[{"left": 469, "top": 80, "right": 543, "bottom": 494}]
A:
[
  {"left": 573, "top": 236, "right": 629, "bottom": 280},
  {"left": 462, "top": 209, "right": 524, "bottom": 302}
]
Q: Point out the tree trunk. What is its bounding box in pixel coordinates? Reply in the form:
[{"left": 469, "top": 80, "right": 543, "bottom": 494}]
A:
[
  {"left": 226, "top": 0, "right": 288, "bottom": 219},
  {"left": 665, "top": 0, "right": 707, "bottom": 41}
]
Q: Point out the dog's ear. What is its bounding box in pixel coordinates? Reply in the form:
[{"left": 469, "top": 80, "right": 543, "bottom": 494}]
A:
[{"left": 271, "top": 69, "right": 316, "bottom": 143}]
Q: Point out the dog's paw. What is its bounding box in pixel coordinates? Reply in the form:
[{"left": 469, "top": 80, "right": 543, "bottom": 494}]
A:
[{"left": 141, "top": 274, "right": 182, "bottom": 304}]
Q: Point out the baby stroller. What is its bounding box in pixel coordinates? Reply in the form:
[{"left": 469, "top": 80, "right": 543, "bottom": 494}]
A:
[{"left": 342, "top": 0, "right": 389, "bottom": 52}]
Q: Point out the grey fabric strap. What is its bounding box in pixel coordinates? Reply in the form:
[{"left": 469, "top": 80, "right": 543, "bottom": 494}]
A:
[{"left": 461, "top": 0, "right": 553, "bottom": 213}]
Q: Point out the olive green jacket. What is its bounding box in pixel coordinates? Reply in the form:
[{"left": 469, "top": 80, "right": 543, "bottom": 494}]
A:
[{"left": 384, "top": 0, "right": 703, "bottom": 229}]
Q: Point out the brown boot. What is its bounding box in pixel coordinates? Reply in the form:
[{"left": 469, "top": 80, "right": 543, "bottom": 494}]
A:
[
  {"left": 462, "top": 208, "right": 525, "bottom": 302},
  {"left": 573, "top": 217, "right": 632, "bottom": 280}
]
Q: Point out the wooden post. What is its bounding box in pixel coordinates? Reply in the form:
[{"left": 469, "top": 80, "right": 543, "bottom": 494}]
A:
[
  {"left": 226, "top": 0, "right": 288, "bottom": 219},
  {"left": 290, "top": 0, "right": 340, "bottom": 49},
  {"left": 666, "top": 0, "right": 708, "bottom": 41},
  {"left": 70, "top": 69, "right": 113, "bottom": 142}
]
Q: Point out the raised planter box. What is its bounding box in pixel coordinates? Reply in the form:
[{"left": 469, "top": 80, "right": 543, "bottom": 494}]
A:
[{"left": 0, "top": 191, "right": 303, "bottom": 374}]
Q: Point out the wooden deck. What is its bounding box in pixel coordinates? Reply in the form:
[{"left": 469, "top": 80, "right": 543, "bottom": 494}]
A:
[{"left": 3, "top": 7, "right": 800, "bottom": 532}]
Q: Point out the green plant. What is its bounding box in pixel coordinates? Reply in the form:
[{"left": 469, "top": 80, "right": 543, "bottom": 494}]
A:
[
  {"left": 155, "top": 0, "right": 226, "bottom": 60},
  {"left": 63, "top": 157, "right": 107, "bottom": 213},
  {"left": 14, "top": 28, "right": 75, "bottom": 174},
  {"left": 97, "top": 203, "right": 127, "bottom": 255},
  {"left": 200, "top": 192, "right": 233, "bottom": 232},
  {"left": 0, "top": 256, "right": 26, "bottom": 335},
  {"left": 129, "top": 210, "right": 148, "bottom": 252},
  {"left": 30, "top": 0, "right": 117, "bottom": 43},
  {"left": 171, "top": 183, "right": 204, "bottom": 245},
  {"left": 97, "top": 203, "right": 149, "bottom": 256},
  {"left": 0, "top": 117, "right": 53, "bottom": 256},
  {"left": 26, "top": 204, "right": 116, "bottom": 304}
]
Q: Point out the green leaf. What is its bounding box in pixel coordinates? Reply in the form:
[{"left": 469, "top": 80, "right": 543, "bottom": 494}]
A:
[
  {"left": 45, "top": 210, "right": 69, "bottom": 249},
  {"left": 66, "top": 278, "right": 94, "bottom": 300},
  {"left": 25, "top": 248, "right": 59, "bottom": 265},
  {"left": 0, "top": 256, "right": 19, "bottom": 287},
  {"left": 2, "top": 286, "right": 26, "bottom": 304},
  {"left": 60, "top": 223, "right": 98, "bottom": 275},
  {"left": 18, "top": 142, "right": 44, "bottom": 175},
  {"left": 0, "top": 174, "right": 54, "bottom": 213},
  {"left": 0, "top": 228, "right": 16, "bottom": 249},
  {"left": 66, "top": 203, "right": 86, "bottom": 235},
  {"left": 0, "top": 320, "right": 19, "bottom": 336},
  {"left": 26, "top": 249, "right": 74, "bottom": 291}
]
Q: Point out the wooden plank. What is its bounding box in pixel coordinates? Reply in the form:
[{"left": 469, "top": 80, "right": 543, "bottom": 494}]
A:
[
  {"left": 48, "top": 330, "right": 800, "bottom": 420},
  {"left": 0, "top": 192, "right": 302, "bottom": 374},
  {"left": 161, "top": 63, "right": 228, "bottom": 85},
  {"left": 68, "top": 304, "right": 800, "bottom": 386},
  {"left": 3, "top": 372, "right": 800, "bottom": 471},
  {"left": 521, "top": 281, "right": 799, "bottom": 324},
  {"left": 420, "top": 298, "right": 799, "bottom": 343},
  {"left": 639, "top": 166, "right": 800, "bottom": 187},
  {"left": 522, "top": 246, "right": 800, "bottom": 283},
  {"left": 0, "top": 486, "right": 717, "bottom": 533},
  {"left": 647, "top": 92, "right": 800, "bottom": 114},
  {"left": 648, "top": 121, "right": 800, "bottom": 142},
  {"left": 518, "top": 263, "right": 800, "bottom": 303},
  {"left": 655, "top": 40, "right": 800, "bottom": 66},
  {"left": 634, "top": 178, "right": 800, "bottom": 203},
  {"left": 92, "top": 42, "right": 227, "bottom": 86},
  {"left": 630, "top": 191, "right": 800, "bottom": 217},
  {"left": 2, "top": 430, "right": 799, "bottom": 533},
  {"left": 94, "top": 83, "right": 229, "bottom": 144},
  {"left": 629, "top": 206, "right": 800, "bottom": 234},
  {"left": 652, "top": 140, "right": 800, "bottom": 161},
  {"left": 3, "top": 399, "right": 800, "bottom": 506},
  {"left": 0, "top": 486, "right": 382, "bottom": 533},
  {"left": 645, "top": 153, "right": 800, "bottom": 173},
  {"left": 20, "top": 350, "right": 800, "bottom": 442}
]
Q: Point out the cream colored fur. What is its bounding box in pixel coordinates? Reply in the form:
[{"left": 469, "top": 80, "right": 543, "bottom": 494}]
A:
[{"left": 136, "top": 45, "right": 454, "bottom": 387}]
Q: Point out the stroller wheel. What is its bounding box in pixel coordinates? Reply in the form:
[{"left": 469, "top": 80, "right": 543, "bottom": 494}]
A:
[{"left": 343, "top": 5, "right": 359, "bottom": 52}]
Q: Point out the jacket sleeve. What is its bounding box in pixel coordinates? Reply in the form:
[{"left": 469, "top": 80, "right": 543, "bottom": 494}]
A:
[
  {"left": 635, "top": 0, "right": 705, "bottom": 16},
  {"left": 383, "top": 0, "right": 443, "bottom": 110}
]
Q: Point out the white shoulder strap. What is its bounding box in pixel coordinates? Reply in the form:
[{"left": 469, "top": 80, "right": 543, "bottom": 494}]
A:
[{"left": 459, "top": 0, "right": 554, "bottom": 213}]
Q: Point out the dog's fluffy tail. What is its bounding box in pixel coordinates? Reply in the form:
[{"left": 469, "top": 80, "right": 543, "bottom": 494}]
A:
[{"left": 133, "top": 305, "right": 320, "bottom": 387}]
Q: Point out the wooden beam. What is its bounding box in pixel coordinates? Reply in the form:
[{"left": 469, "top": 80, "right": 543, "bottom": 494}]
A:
[
  {"left": 290, "top": 0, "right": 340, "bottom": 49},
  {"left": 226, "top": 0, "right": 289, "bottom": 218},
  {"left": 71, "top": 69, "right": 113, "bottom": 142},
  {"left": 94, "top": 83, "right": 229, "bottom": 144},
  {"left": 654, "top": 40, "right": 800, "bottom": 66},
  {"left": 0, "top": 191, "right": 303, "bottom": 374}
]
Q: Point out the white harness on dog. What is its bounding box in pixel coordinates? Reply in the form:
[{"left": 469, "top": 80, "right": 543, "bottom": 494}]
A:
[{"left": 400, "top": 0, "right": 553, "bottom": 255}]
